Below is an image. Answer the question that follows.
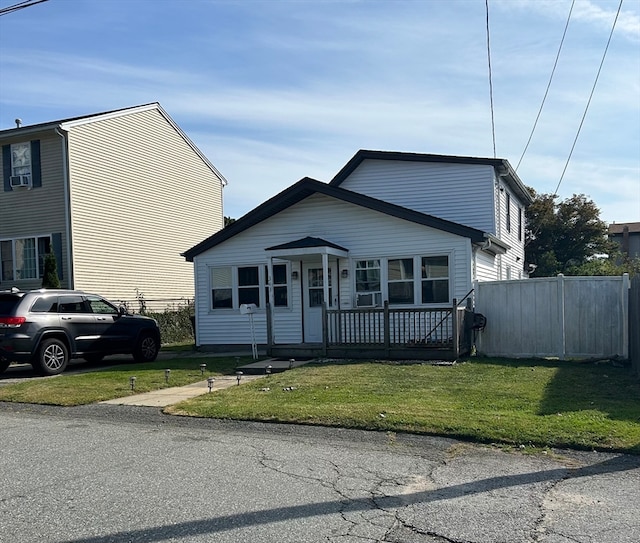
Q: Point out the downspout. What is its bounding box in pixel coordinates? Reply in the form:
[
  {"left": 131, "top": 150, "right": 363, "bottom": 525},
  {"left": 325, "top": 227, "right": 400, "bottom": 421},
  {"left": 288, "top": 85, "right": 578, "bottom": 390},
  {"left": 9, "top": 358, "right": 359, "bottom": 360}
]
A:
[{"left": 55, "top": 127, "right": 73, "bottom": 289}]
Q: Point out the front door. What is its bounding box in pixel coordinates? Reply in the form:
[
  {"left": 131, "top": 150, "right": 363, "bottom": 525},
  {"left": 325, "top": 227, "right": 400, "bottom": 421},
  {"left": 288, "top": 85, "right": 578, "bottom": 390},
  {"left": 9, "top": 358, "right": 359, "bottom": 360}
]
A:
[{"left": 302, "top": 261, "right": 338, "bottom": 342}]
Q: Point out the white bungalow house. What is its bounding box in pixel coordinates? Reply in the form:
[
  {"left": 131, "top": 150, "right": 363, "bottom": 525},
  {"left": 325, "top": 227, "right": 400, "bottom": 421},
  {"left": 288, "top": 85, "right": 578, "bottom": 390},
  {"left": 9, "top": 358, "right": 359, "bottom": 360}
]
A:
[{"left": 183, "top": 150, "right": 533, "bottom": 359}]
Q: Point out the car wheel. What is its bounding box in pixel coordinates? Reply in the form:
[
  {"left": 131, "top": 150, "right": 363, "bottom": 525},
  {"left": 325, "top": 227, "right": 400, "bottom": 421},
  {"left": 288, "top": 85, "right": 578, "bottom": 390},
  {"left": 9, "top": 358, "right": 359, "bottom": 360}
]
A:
[
  {"left": 133, "top": 333, "right": 159, "bottom": 363},
  {"left": 33, "top": 338, "right": 69, "bottom": 376},
  {"left": 0, "top": 357, "right": 11, "bottom": 374}
]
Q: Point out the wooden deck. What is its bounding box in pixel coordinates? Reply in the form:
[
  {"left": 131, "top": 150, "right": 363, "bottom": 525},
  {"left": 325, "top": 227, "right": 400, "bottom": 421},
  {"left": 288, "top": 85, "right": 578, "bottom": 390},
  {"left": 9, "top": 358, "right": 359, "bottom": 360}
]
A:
[{"left": 267, "top": 300, "right": 474, "bottom": 361}]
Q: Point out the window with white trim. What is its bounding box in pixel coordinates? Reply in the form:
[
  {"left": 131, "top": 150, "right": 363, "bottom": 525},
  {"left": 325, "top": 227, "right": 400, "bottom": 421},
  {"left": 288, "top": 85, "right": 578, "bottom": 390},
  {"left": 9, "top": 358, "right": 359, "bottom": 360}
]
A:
[
  {"left": 355, "top": 259, "right": 382, "bottom": 307},
  {"left": 421, "top": 256, "right": 449, "bottom": 303},
  {"left": 0, "top": 236, "right": 51, "bottom": 281},
  {"left": 11, "top": 142, "right": 32, "bottom": 178},
  {"left": 238, "top": 266, "right": 260, "bottom": 306},
  {"left": 210, "top": 263, "right": 290, "bottom": 310},
  {"left": 211, "top": 267, "right": 233, "bottom": 309},
  {"left": 387, "top": 258, "right": 414, "bottom": 304},
  {"left": 266, "top": 264, "right": 289, "bottom": 307}
]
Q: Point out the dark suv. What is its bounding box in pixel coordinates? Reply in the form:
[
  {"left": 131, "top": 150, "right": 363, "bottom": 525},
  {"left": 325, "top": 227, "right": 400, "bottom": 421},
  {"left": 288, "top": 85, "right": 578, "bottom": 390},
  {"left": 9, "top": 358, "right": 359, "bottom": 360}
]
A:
[{"left": 0, "top": 289, "right": 161, "bottom": 376}]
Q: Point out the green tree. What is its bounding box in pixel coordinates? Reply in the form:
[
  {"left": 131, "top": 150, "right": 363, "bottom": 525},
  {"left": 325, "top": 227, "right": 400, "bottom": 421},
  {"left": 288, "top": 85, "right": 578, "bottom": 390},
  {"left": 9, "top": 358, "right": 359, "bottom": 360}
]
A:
[
  {"left": 525, "top": 189, "right": 613, "bottom": 277},
  {"left": 224, "top": 216, "right": 236, "bottom": 227},
  {"left": 41, "top": 252, "right": 61, "bottom": 288}
]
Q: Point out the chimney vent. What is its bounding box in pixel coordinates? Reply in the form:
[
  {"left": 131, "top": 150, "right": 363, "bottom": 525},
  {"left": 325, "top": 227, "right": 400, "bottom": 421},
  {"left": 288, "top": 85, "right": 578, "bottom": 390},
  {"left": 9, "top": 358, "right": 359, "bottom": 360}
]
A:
[{"left": 15, "top": 118, "right": 22, "bottom": 128}]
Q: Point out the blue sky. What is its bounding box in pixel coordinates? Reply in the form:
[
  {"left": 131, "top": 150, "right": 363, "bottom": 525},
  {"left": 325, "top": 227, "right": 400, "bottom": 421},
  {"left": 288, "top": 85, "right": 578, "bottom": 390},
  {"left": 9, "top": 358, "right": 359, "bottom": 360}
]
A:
[{"left": 1, "top": 0, "right": 638, "bottom": 224}]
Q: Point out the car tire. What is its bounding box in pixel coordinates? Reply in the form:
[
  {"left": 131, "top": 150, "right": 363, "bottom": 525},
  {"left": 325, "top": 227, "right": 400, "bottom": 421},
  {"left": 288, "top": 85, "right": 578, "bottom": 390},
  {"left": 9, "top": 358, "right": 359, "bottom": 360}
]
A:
[
  {"left": 0, "top": 357, "right": 11, "bottom": 374},
  {"left": 33, "top": 338, "right": 69, "bottom": 376},
  {"left": 133, "top": 333, "right": 159, "bottom": 363}
]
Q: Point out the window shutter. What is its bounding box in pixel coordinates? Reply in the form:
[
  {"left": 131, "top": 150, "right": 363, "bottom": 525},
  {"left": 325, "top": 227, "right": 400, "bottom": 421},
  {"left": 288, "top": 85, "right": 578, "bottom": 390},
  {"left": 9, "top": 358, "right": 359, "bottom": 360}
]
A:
[
  {"left": 52, "top": 232, "right": 64, "bottom": 280},
  {"left": 2, "top": 145, "right": 11, "bottom": 192},
  {"left": 31, "top": 140, "right": 42, "bottom": 188}
]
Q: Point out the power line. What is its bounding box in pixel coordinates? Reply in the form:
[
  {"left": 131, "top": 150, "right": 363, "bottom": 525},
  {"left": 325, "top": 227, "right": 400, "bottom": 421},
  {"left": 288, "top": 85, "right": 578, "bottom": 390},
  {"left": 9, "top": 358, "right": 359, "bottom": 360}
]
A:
[
  {"left": 0, "top": 0, "right": 49, "bottom": 17},
  {"left": 516, "top": 0, "right": 575, "bottom": 172},
  {"left": 551, "top": 0, "right": 624, "bottom": 198},
  {"left": 485, "top": 0, "right": 497, "bottom": 158}
]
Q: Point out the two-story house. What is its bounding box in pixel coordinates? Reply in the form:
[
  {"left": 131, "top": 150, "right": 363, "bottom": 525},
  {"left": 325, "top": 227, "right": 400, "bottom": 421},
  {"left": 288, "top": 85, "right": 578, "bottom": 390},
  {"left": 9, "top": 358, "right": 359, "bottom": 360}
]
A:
[
  {"left": 1, "top": 103, "right": 226, "bottom": 308},
  {"left": 183, "top": 150, "right": 532, "bottom": 359}
]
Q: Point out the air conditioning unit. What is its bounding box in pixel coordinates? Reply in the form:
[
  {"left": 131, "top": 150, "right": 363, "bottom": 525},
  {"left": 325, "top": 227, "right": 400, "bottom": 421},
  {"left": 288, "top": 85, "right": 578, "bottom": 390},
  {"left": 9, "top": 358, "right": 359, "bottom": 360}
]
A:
[
  {"left": 356, "top": 292, "right": 377, "bottom": 308},
  {"left": 10, "top": 175, "right": 31, "bottom": 188}
]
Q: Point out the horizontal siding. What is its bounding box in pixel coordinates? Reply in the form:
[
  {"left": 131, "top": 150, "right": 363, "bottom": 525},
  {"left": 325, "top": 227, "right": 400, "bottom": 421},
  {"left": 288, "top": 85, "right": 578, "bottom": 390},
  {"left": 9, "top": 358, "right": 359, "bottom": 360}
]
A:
[
  {"left": 475, "top": 250, "right": 497, "bottom": 282},
  {"left": 495, "top": 181, "right": 526, "bottom": 279},
  {"left": 67, "top": 108, "right": 223, "bottom": 303},
  {"left": 195, "top": 193, "right": 472, "bottom": 345},
  {"left": 0, "top": 132, "right": 70, "bottom": 288},
  {"left": 338, "top": 160, "right": 496, "bottom": 233}
]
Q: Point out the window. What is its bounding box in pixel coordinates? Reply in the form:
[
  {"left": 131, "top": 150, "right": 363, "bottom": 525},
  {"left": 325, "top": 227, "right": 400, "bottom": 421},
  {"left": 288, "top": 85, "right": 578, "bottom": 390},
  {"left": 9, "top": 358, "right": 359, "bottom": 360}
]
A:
[
  {"left": 266, "top": 264, "right": 288, "bottom": 307},
  {"left": 388, "top": 258, "right": 414, "bottom": 304},
  {"left": 0, "top": 236, "right": 53, "bottom": 281},
  {"left": 518, "top": 207, "right": 522, "bottom": 241},
  {"left": 506, "top": 193, "right": 511, "bottom": 233},
  {"left": 355, "top": 259, "right": 382, "bottom": 306},
  {"left": 421, "top": 256, "right": 449, "bottom": 303},
  {"left": 308, "top": 267, "right": 332, "bottom": 307},
  {"left": 238, "top": 266, "right": 260, "bottom": 306},
  {"left": 58, "top": 296, "right": 87, "bottom": 313},
  {"left": 87, "top": 296, "right": 118, "bottom": 315},
  {"left": 211, "top": 267, "right": 232, "bottom": 309},
  {"left": 11, "top": 142, "right": 31, "bottom": 178}
]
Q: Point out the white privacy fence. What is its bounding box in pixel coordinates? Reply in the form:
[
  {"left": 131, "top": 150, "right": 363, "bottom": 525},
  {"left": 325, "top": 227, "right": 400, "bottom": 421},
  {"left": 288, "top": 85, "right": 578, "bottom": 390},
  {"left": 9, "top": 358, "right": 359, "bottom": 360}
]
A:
[{"left": 474, "top": 274, "right": 630, "bottom": 360}]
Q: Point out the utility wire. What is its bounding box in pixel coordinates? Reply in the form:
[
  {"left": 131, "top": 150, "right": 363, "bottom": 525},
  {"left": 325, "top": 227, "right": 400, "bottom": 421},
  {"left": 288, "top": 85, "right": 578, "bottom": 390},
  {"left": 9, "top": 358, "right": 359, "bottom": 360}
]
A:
[
  {"left": 551, "top": 0, "right": 623, "bottom": 198},
  {"left": 516, "top": 0, "right": 575, "bottom": 172},
  {"left": 485, "top": 0, "right": 497, "bottom": 158},
  {"left": 0, "top": 0, "right": 49, "bottom": 16}
]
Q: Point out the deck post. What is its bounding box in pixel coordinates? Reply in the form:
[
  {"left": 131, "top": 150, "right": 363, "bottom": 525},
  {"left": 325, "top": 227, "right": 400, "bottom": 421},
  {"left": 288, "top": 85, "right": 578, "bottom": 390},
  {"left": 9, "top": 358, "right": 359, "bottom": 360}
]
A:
[
  {"left": 322, "top": 302, "right": 328, "bottom": 356},
  {"left": 266, "top": 302, "right": 273, "bottom": 356},
  {"left": 383, "top": 300, "right": 390, "bottom": 356},
  {"left": 452, "top": 298, "right": 459, "bottom": 359}
]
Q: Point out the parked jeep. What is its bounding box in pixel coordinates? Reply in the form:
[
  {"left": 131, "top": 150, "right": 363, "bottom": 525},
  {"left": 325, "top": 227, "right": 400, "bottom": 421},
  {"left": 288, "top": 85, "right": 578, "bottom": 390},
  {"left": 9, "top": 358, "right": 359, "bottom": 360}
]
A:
[{"left": 0, "top": 289, "right": 161, "bottom": 376}]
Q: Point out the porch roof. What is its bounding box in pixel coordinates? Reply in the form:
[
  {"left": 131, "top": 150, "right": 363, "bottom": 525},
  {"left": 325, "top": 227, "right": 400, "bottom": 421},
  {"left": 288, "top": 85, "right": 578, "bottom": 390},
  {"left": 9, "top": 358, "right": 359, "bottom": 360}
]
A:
[{"left": 265, "top": 236, "right": 349, "bottom": 259}]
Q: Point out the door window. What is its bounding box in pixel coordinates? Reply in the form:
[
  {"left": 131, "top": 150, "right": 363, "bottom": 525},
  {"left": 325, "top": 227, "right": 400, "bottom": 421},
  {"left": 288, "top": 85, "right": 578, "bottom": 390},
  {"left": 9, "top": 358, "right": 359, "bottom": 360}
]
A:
[{"left": 308, "top": 268, "right": 332, "bottom": 307}]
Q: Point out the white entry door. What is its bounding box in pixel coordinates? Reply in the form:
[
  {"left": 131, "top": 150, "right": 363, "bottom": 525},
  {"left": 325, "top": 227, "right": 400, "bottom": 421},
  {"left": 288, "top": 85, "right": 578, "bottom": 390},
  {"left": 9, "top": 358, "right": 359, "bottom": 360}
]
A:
[{"left": 302, "top": 261, "right": 337, "bottom": 342}]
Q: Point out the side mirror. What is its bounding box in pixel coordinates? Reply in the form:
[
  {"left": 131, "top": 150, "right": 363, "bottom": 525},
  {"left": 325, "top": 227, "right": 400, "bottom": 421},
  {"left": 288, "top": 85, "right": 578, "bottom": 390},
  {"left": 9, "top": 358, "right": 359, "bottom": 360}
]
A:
[{"left": 118, "top": 305, "right": 128, "bottom": 316}]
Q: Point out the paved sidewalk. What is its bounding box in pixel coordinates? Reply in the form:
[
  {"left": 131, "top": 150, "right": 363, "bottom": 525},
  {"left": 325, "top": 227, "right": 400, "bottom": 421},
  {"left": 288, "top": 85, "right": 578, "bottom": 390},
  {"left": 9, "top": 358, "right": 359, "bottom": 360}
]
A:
[{"left": 100, "top": 374, "right": 268, "bottom": 408}]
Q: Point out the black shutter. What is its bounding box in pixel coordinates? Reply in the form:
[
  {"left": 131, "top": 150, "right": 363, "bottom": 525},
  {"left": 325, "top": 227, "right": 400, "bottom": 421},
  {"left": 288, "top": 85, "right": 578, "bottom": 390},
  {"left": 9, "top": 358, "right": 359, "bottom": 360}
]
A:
[
  {"left": 31, "top": 140, "right": 42, "bottom": 188},
  {"left": 52, "top": 232, "right": 64, "bottom": 280},
  {"left": 2, "top": 145, "right": 11, "bottom": 192}
]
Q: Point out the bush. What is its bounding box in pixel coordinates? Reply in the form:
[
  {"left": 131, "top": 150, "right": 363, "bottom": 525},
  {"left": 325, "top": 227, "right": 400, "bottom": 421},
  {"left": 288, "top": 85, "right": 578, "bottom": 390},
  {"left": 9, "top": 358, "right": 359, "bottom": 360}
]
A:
[{"left": 145, "top": 302, "right": 195, "bottom": 345}]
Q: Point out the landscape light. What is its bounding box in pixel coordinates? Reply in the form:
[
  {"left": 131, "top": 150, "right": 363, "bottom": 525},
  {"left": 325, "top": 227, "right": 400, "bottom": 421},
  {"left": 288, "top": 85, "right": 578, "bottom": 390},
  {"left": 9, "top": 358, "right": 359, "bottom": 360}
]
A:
[
  {"left": 289, "top": 358, "right": 295, "bottom": 369},
  {"left": 165, "top": 369, "right": 171, "bottom": 383},
  {"left": 200, "top": 363, "right": 206, "bottom": 375},
  {"left": 207, "top": 377, "right": 215, "bottom": 392},
  {"left": 129, "top": 376, "right": 136, "bottom": 390},
  {"left": 266, "top": 365, "right": 272, "bottom": 376},
  {"left": 236, "top": 371, "right": 243, "bottom": 385}
]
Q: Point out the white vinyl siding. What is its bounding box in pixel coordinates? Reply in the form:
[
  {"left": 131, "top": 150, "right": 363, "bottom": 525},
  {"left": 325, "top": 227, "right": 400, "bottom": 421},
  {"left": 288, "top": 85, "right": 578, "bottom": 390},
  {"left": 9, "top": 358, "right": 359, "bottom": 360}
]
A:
[
  {"left": 337, "top": 159, "right": 496, "bottom": 233},
  {"left": 193, "top": 193, "right": 472, "bottom": 346},
  {"left": 66, "top": 107, "right": 224, "bottom": 303},
  {"left": 496, "top": 182, "right": 526, "bottom": 279}
]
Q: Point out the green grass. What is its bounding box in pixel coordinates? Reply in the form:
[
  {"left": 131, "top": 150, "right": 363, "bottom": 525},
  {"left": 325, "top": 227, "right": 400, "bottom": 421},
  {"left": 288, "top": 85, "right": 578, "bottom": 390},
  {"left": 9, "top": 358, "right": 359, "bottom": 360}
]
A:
[
  {"left": 0, "top": 356, "right": 245, "bottom": 406},
  {"left": 1, "top": 355, "right": 638, "bottom": 454},
  {"left": 166, "top": 358, "right": 640, "bottom": 454}
]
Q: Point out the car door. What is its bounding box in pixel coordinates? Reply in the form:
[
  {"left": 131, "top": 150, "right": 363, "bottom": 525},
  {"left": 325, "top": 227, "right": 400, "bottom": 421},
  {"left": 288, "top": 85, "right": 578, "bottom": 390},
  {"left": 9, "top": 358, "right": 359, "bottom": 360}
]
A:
[
  {"left": 57, "top": 295, "right": 98, "bottom": 354},
  {"left": 86, "top": 295, "right": 131, "bottom": 353}
]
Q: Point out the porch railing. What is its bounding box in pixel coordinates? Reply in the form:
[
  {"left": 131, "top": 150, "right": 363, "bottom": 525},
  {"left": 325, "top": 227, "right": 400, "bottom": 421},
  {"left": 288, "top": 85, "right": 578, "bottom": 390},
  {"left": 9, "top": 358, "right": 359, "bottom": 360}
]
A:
[{"left": 324, "top": 299, "right": 471, "bottom": 358}]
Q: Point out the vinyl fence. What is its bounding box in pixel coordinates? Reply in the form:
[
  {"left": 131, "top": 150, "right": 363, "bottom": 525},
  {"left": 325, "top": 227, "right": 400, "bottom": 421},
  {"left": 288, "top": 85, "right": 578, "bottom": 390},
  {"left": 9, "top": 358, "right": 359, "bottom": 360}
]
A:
[
  {"left": 474, "top": 274, "right": 630, "bottom": 360},
  {"left": 630, "top": 275, "right": 640, "bottom": 377}
]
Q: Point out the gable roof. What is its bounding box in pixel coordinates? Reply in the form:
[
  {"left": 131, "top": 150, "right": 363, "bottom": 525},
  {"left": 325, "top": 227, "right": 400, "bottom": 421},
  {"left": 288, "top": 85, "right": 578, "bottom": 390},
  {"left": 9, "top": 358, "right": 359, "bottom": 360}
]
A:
[
  {"left": 329, "top": 149, "right": 533, "bottom": 205},
  {"left": 183, "top": 177, "right": 497, "bottom": 261},
  {"left": 608, "top": 222, "right": 640, "bottom": 235},
  {"left": 0, "top": 103, "right": 227, "bottom": 185}
]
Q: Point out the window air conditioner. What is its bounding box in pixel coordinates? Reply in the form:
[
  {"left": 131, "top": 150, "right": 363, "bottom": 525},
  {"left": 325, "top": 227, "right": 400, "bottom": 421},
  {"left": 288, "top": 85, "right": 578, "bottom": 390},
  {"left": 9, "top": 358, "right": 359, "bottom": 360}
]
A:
[
  {"left": 356, "top": 292, "right": 376, "bottom": 307},
  {"left": 10, "top": 175, "right": 31, "bottom": 188}
]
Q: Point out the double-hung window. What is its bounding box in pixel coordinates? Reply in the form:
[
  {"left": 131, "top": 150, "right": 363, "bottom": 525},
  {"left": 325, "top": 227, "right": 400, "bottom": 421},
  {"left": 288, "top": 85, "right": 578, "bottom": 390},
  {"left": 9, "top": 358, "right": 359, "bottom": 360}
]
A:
[
  {"left": 238, "top": 266, "right": 260, "bottom": 306},
  {"left": 11, "top": 142, "right": 32, "bottom": 178},
  {"left": 421, "top": 256, "right": 449, "bottom": 303},
  {"left": 211, "top": 263, "right": 289, "bottom": 310},
  {"left": 0, "top": 236, "right": 52, "bottom": 281},
  {"left": 355, "top": 259, "right": 382, "bottom": 307},
  {"left": 211, "top": 267, "right": 233, "bottom": 309},
  {"left": 266, "top": 264, "right": 288, "bottom": 307},
  {"left": 387, "top": 258, "right": 414, "bottom": 304}
]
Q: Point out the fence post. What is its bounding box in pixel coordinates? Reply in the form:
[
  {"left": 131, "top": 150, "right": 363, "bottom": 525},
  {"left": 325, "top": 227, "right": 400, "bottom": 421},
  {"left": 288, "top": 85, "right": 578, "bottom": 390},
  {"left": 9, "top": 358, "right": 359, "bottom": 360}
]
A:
[
  {"left": 383, "top": 301, "right": 390, "bottom": 356},
  {"left": 321, "top": 302, "right": 328, "bottom": 356},
  {"left": 266, "top": 302, "right": 273, "bottom": 356},
  {"left": 557, "top": 274, "right": 566, "bottom": 360},
  {"left": 622, "top": 273, "right": 630, "bottom": 360},
  {"left": 452, "top": 298, "right": 459, "bottom": 359}
]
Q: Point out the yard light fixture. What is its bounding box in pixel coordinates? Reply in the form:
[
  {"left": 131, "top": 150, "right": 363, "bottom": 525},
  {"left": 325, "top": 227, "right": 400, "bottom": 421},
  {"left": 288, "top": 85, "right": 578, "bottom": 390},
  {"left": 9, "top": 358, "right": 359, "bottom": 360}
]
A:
[
  {"left": 129, "top": 376, "right": 136, "bottom": 390},
  {"left": 236, "top": 371, "right": 243, "bottom": 385},
  {"left": 200, "top": 363, "right": 206, "bottom": 375},
  {"left": 266, "top": 365, "right": 272, "bottom": 376},
  {"left": 207, "top": 377, "right": 215, "bottom": 392},
  {"left": 165, "top": 369, "right": 171, "bottom": 383},
  {"left": 289, "top": 358, "right": 295, "bottom": 369}
]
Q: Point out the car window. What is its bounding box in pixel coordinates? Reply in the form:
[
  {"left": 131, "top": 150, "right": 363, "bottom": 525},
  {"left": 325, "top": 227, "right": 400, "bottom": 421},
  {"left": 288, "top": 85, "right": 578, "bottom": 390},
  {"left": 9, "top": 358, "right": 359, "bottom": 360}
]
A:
[
  {"left": 87, "top": 296, "right": 118, "bottom": 315},
  {"left": 0, "top": 295, "right": 23, "bottom": 314},
  {"left": 58, "top": 296, "right": 88, "bottom": 314},
  {"left": 31, "top": 296, "right": 58, "bottom": 313}
]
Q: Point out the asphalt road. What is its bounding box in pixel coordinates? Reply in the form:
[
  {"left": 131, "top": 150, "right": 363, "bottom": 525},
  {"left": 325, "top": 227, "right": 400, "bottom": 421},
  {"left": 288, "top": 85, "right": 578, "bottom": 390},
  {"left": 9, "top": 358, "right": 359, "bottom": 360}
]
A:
[{"left": 1, "top": 402, "right": 639, "bottom": 543}]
